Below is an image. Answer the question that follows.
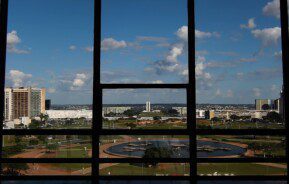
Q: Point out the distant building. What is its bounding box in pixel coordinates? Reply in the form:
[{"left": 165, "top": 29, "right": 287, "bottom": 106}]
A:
[
  {"left": 205, "top": 110, "right": 215, "bottom": 120},
  {"left": 172, "top": 107, "right": 187, "bottom": 116},
  {"left": 196, "top": 109, "right": 205, "bottom": 118},
  {"left": 279, "top": 87, "right": 285, "bottom": 120},
  {"left": 102, "top": 107, "right": 132, "bottom": 116},
  {"left": 146, "top": 101, "right": 151, "bottom": 112},
  {"left": 4, "top": 87, "right": 46, "bottom": 121},
  {"left": 45, "top": 99, "right": 51, "bottom": 110},
  {"left": 255, "top": 99, "right": 274, "bottom": 110},
  {"left": 46, "top": 109, "right": 92, "bottom": 119}
]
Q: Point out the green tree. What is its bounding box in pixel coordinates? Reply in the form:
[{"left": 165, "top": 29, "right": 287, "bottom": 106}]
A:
[
  {"left": 143, "top": 147, "right": 172, "bottom": 166},
  {"left": 46, "top": 143, "right": 59, "bottom": 153},
  {"left": 153, "top": 116, "right": 161, "bottom": 121},
  {"left": 2, "top": 163, "right": 29, "bottom": 176},
  {"left": 266, "top": 111, "right": 282, "bottom": 123},
  {"left": 28, "top": 119, "right": 41, "bottom": 129}
]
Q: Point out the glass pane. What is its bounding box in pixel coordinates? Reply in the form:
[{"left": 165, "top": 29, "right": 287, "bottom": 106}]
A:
[
  {"left": 197, "top": 135, "right": 285, "bottom": 158},
  {"left": 103, "top": 89, "right": 187, "bottom": 129},
  {"left": 198, "top": 163, "right": 287, "bottom": 176},
  {"left": 101, "top": 0, "right": 188, "bottom": 83},
  {"left": 1, "top": 163, "right": 91, "bottom": 176},
  {"left": 3, "top": 135, "right": 91, "bottom": 158},
  {"left": 100, "top": 163, "right": 189, "bottom": 176},
  {"left": 195, "top": 0, "right": 284, "bottom": 129},
  {"left": 4, "top": 0, "right": 94, "bottom": 129},
  {"left": 100, "top": 135, "right": 189, "bottom": 158}
]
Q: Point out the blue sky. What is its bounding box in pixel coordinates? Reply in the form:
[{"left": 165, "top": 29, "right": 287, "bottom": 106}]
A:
[{"left": 5, "top": 0, "right": 285, "bottom": 104}]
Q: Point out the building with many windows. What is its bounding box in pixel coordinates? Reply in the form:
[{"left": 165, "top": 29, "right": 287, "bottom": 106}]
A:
[{"left": 4, "top": 87, "right": 46, "bottom": 121}]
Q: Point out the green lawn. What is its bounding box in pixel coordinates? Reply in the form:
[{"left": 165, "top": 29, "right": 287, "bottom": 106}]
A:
[
  {"left": 56, "top": 146, "right": 91, "bottom": 158},
  {"left": 197, "top": 163, "right": 287, "bottom": 175},
  {"left": 49, "top": 163, "right": 91, "bottom": 171},
  {"left": 100, "top": 163, "right": 190, "bottom": 176},
  {"left": 197, "top": 119, "right": 285, "bottom": 129}
]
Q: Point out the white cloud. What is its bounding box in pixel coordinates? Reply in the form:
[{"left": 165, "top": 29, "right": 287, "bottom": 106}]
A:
[
  {"left": 9, "top": 70, "right": 32, "bottom": 87},
  {"left": 71, "top": 73, "right": 88, "bottom": 90},
  {"left": 240, "top": 18, "right": 256, "bottom": 29},
  {"left": 195, "top": 30, "right": 220, "bottom": 39},
  {"left": 69, "top": 45, "right": 76, "bottom": 50},
  {"left": 151, "top": 80, "right": 164, "bottom": 84},
  {"left": 274, "top": 51, "right": 282, "bottom": 59},
  {"left": 101, "top": 38, "right": 127, "bottom": 51},
  {"left": 251, "top": 27, "right": 281, "bottom": 46},
  {"left": 148, "top": 43, "right": 184, "bottom": 74},
  {"left": 7, "top": 30, "right": 30, "bottom": 54},
  {"left": 263, "top": 0, "right": 280, "bottom": 19},
  {"left": 176, "top": 26, "right": 188, "bottom": 41},
  {"left": 252, "top": 88, "right": 261, "bottom": 97}
]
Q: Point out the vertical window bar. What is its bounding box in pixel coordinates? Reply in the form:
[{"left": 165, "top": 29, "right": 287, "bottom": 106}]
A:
[
  {"left": 93, "top": 0, "right": 102, "bottom": 183},
  {"left": 280, "top": 0, "right": 289, "bottom": 180},
  {"left": 0, "top": 0, "right": 8, "bottom": 172},
  {"left": 188, "top": 0, "right": 196, "bottom": 183}
]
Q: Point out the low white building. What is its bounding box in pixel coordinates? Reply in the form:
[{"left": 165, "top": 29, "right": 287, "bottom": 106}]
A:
[{"left": 46, "top": 110, "right": 92, "bottom": 119}]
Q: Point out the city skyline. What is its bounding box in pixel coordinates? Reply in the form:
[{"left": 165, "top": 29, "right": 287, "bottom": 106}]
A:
[{"left": 5, "top": 0, "right": 285, "bottom": 104}]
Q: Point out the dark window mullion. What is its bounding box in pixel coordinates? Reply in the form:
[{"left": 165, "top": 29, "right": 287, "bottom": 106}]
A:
[
  {"left": 0, "top": 0, "right": 8, "bottom": 167},
  {"left": 280, "top": 0, "right": 289, "bottom": 180},
  {"left": 93, "top": 0, "right": 102, "bottom": 183},
  {"left": 188, "top": 0, "right": 196, "bottom": 183}
]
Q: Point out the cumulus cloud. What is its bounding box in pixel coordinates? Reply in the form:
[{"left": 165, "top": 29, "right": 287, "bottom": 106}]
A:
[
  {"left": 263, "top": 0, "right": 280, "bottom": 18},
  {"left": 195, "top": 29, "right": 220, "bottom": 39},
  {"left": 101, "top": 38, "right": 127, "bottom": 51},
  {"left": 240, "top": 18, "right": 257, "bottom": 29},
  {"left": 9, "top": 70, "right": 32, "bottom": 87},
  {"left": 7, "top": 30, "right": 30, "bottom": 54},
  {"left": 252, "top": 88, "right": 261, "bottom": 97},
  {"left": 69, "top": 45, "right": 76, "bottom": 50},
  {"left": 251, "top": 27, "right": 281, "bottom": 46},
  {"left": 70, "top": 73, "right": 89, "bottom": 90},
  {"left": 147, "top": 43, "right": 184, "bottom": 74},
  {"left": 176, "top": 26, "right": 188, "bottom": 41}
]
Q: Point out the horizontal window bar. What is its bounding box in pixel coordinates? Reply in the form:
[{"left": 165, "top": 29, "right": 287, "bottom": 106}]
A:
[{"left": 100, "top": 84, "right": 189, "bottom": 89}]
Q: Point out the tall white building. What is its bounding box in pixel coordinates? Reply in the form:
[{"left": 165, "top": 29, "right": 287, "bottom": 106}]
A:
[
  {"left": 4, "top": 88, "right": 13, "bottom": 121},
  {"left": 4, "top": 87, "right": 46, "bottom": 121},
  {"left": 146, "top": 101, "right": 151, "bottom": 112}
]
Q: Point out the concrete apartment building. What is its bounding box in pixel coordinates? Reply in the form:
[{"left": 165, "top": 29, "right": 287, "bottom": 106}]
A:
[{"left": 4, "top": 87, "right": 46, "bottom": 121}]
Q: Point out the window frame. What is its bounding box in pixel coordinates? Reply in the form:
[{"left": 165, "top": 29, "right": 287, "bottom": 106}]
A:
[{"left": 0, "top": 0, "right": 288, "bottom": 183}]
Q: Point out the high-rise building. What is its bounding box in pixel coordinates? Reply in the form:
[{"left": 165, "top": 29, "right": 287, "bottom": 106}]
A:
[
  {"left": 12, "top": 88, "right": 30, "bottom": 119},
  {"left": 205, "top": 110, "right": 215, "bottom": 120},
  {"left": 4, "top": 88, "right": 13, "bottom": 121},
  {"left": 146, "top": 101, "right": 151, "bottom": 112},
  {"left": 255, "top": 99, "right": 274, "bottom": 110},
  {"left": 4, "top": 87, "right": 46, "bottom": 121}
]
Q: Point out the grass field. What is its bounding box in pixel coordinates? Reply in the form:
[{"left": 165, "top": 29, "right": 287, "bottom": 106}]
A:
[
  {"left": 55, "top": 145, "right": 91, "bottom": 158},
  {"left": 197, "top": 163, "right": 287, "bottom": 175},
  {"left": 100, "top": 163, "right": 190, "bottom": 176},
  {"left": 197, "top": 119, "right": 285, "bottom": 129}
]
